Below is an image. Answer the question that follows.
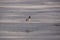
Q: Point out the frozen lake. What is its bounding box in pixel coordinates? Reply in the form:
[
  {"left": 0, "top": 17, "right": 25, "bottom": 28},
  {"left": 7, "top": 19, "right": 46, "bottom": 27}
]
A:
[
  {"left": 0, "top": 23, "right": 60, "bottom": 40},
  {"left": 0, "top": 7, "right": 60, "bottom": 40},
  {"left": 0, "top": 0, "right": 60, "bottom": 40}
]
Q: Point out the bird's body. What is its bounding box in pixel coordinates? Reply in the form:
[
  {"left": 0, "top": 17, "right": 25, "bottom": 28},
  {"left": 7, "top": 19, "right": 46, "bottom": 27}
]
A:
[{"left": 25, "top": 16, "right": 31, "bottom": 23}]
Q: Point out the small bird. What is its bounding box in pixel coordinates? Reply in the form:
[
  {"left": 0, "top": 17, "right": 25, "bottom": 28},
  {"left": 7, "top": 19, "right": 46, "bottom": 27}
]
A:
[{"left": 25, "top": 16, "right": 31, "bottom": 23}]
